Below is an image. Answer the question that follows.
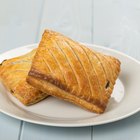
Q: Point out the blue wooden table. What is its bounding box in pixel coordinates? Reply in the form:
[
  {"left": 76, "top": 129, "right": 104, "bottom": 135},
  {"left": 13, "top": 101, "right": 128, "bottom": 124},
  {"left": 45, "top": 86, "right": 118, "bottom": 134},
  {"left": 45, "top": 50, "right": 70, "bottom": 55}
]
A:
[{"left": 0, "top": 0, "right": 140, "bottom": 139}]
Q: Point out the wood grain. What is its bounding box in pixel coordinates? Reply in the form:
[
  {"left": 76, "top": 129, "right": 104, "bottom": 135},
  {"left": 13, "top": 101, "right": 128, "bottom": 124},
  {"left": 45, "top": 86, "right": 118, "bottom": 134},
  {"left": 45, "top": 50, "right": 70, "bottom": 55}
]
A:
[
  {"left": 0, "top": 113, "right": 21, "bottom": 140},
  {"left": 37, "top": 0, "right": 92, "bottom": 43},
  {"left": 21, "top": 123, "right": 91, "bottom": 140},
  {"left": 0, "top": 0, "right": 44, "bottom": 53},
  {"left": 93, "top": 112, "right": 140, "bottom": 140},
  {"left": 93, "top": 0, "right": 140, "bottom": 60}
]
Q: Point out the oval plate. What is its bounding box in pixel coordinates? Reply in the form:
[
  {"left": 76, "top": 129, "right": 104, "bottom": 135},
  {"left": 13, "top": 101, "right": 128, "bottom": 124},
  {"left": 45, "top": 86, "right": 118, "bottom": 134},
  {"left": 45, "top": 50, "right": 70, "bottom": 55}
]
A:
[{"left": 0, "top": 43, "right": 140, "bottom": 127}]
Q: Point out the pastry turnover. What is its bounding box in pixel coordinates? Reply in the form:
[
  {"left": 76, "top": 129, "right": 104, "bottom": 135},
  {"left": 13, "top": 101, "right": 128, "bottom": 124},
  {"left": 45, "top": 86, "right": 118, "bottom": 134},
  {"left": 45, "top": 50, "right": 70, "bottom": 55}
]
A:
[
  {"left": 0, "top": 49, "right": 48, "bottom": 105},
  {"left": 27, "top": 30, "right": 121, "bottom": 113}
]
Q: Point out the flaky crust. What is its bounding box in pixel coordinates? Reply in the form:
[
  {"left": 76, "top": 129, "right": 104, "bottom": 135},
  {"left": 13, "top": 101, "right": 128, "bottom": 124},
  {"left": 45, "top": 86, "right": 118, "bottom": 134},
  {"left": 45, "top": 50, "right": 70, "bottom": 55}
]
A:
[
  {"left": 0, "top": 49, "right": 48, "bottom": 105},
  {"left": 27, "top": 30, "right": 121, "bottom": 113}
]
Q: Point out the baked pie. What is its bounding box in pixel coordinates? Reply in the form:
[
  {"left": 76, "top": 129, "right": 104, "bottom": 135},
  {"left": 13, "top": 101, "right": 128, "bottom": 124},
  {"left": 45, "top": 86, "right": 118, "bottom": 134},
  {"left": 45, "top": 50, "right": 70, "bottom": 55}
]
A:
[
  {"left": 27, "top": 30, "right": 121, "bottom": 113},
  {"left": 0, "top": 49, "right": 48, "bottom": 105}
]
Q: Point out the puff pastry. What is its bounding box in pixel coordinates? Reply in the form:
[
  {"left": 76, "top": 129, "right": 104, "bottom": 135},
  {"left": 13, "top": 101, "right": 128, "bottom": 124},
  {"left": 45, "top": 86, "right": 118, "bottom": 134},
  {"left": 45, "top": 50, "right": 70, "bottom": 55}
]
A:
[
  {"left": 0, "top": 49, "right": 48, "bottom": 105},
  {"left": 27, "top": 30, "right": 121, "bottom": 113}
]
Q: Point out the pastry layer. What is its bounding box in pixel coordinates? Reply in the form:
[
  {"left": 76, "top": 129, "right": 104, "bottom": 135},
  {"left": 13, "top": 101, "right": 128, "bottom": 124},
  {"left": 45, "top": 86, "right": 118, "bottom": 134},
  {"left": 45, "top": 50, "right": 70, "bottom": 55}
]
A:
[
  {"left": 27, "top": 30, "right": 121, "bottom": 113},
  {"left": 27, "top": 76, "right": 104, "bottom": 113},
  {"left": 0, "top": 49, "right": 48, "bottom": 105}
]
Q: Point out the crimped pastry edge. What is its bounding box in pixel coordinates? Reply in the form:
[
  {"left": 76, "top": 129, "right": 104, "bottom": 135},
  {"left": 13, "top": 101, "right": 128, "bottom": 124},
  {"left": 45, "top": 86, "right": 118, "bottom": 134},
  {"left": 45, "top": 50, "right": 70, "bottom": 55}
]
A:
[
  {"left": 29, "top": 69, "right": 107, "bottom": 110},
  {"left": 27, "top": 74, "right": 105, "bottom": 114}
]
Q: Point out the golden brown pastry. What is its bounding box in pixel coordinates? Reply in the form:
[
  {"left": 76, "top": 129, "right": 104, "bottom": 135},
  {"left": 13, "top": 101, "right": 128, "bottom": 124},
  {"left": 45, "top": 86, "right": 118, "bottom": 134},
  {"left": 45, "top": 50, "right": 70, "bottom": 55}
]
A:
[
  {"left": 0, "top": 49, "right": 48, "bottom": 105},
  {"left": 27, "top": 30, "right": 121, "bottom": 113}
]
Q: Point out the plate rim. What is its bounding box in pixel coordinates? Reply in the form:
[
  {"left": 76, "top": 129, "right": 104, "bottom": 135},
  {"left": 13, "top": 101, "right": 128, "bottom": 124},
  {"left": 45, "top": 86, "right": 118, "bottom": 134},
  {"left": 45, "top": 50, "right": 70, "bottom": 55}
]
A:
[{"left": 0, "top": 43, "right": 140, "bottom": 127}]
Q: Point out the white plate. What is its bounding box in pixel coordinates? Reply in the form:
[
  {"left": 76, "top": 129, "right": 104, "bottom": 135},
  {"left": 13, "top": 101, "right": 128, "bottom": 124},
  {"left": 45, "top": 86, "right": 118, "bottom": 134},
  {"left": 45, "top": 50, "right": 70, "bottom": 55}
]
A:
[{"left": 0, "top": 43, "right": 140, "bottom": 127}]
